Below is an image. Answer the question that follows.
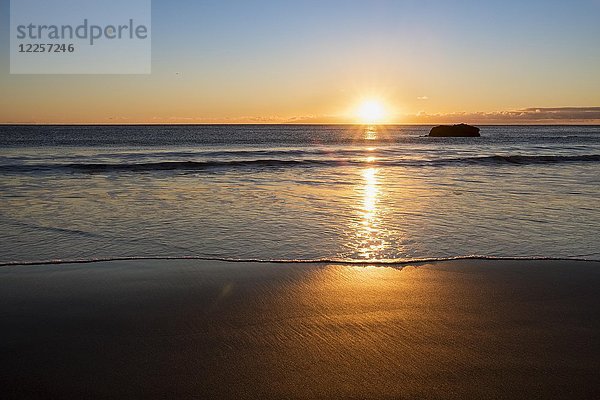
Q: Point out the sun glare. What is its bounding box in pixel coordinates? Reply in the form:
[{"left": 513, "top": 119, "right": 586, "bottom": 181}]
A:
[{"left": 357, "top": 100, "right": 387, "bottom": 124}]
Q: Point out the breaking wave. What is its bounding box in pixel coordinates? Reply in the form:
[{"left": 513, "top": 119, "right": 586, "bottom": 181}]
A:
[{"left": 1, "top": 154, "right": 598, "bottom": 173}]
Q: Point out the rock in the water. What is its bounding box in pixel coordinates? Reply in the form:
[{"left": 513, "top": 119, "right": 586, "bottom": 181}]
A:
[{"left": 429, "top": 124, "right": 480, "bottom": 137}]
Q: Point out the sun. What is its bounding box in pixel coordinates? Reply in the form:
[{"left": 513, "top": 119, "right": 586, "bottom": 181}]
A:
[{"left": 356, "top": 100, "right": 387, "bottom": 124}]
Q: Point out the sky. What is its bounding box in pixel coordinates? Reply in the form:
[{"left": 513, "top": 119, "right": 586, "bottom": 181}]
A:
[{"left": 1, "top": 0, "right": 600, "bottom": 124}]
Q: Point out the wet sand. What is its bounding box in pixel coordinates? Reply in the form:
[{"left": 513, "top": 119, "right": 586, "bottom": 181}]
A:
[{"left": 1, "top": 259, "right": 599, "bottom": 399}]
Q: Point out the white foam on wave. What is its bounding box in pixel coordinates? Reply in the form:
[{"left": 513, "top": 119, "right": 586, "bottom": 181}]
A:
[{"left": 1, "top": 254, "right": 598, "bottom": 268}]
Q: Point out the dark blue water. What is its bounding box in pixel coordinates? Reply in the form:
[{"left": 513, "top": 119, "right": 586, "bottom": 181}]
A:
[{"left": 1, "top": 125, "right": 599, "bottom": 264}]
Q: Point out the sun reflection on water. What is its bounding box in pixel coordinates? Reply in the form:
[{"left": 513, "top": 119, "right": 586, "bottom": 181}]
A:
[
  {"left": 357, "top": 166, "right": 387, "bottom": 260},
  {"left": 365, "top": 126, "right": 378, "bottom": 140}
]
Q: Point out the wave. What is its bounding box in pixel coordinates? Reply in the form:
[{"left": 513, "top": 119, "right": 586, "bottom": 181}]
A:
[
  {"left": 0, "top": 159, "right": 330, "bottom": 173},
  {"left": 1, "top": 154, "right": 598, "bottom": 173},
  {"left": 0, "top": 255, "right": 598, "bottom": 267},
  {"left": 468, "top": 154, "right": 600, "bottom": 164}
]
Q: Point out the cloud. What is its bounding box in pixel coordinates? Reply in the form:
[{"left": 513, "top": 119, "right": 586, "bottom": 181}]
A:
[
  {"left": 408, "top": 107, "right": 600, "bottom": 124},
  {"left": 518, "top": 107, "right": 600, "bottom": 119},
  {"left": 32, "top": 107, "right": 599, "bottom": 125},
  {"left": 417, "top": 96, "right": 429, "bottom": 101}
]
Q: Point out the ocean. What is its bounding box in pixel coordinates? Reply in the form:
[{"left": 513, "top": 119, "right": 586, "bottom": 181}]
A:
[{"left": 0, "top": 125, "right": 599, "bottom": 264}]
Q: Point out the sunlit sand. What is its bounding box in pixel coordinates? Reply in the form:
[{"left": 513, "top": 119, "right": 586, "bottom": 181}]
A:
[{"left": 1, "top": 259, "right": 598, "bottom": 398}]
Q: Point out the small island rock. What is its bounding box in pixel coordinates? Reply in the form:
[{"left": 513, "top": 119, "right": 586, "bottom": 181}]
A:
[{"left": 429, "top": 124, "right": 480, "bottom": 137}]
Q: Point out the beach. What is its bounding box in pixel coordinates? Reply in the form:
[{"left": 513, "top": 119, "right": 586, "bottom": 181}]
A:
[
  {"left": 2, "top": 259, "right": 599, "bottom": 399},
  {"left": 3, "top": 0, "right": 600, "bottom": 398}
]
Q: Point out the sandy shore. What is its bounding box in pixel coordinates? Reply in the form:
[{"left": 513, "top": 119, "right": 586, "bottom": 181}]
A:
[{"left": 1, "top": 259, "right": 599, "bottom": 399}]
